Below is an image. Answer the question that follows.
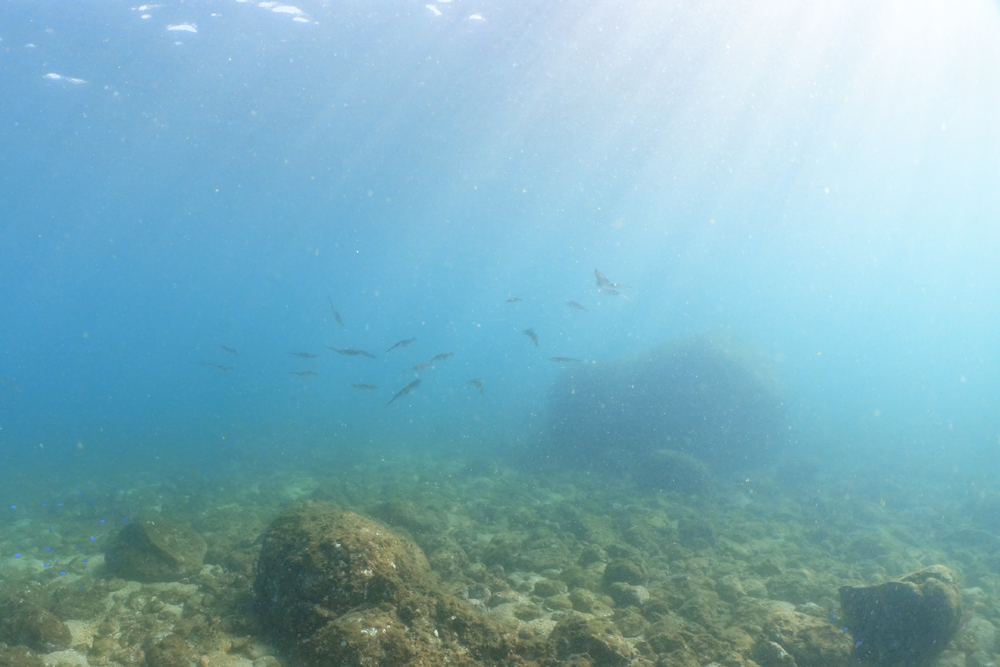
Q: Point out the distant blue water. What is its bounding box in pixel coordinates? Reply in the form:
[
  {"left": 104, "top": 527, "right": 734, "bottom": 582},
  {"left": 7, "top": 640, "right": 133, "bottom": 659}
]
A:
[{"left": 2, "top": 0, "right": 1000, "bottom": 494}]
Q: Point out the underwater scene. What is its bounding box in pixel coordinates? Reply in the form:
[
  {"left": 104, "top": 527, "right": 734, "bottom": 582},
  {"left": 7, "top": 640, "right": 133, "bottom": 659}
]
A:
[{"left": 2, "top": 1, "right": 1000, "bottom": 667}]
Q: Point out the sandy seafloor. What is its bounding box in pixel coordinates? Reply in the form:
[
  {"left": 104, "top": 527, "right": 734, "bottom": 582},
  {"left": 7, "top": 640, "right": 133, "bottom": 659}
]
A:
[{"left": 2, "top": 443, "right": 1000, "bottom": 667}]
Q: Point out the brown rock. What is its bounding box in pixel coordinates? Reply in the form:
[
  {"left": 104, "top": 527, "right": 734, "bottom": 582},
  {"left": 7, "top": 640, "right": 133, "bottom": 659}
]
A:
[{"left": 105, "top": 519, "right": 207, "bottom": 583}]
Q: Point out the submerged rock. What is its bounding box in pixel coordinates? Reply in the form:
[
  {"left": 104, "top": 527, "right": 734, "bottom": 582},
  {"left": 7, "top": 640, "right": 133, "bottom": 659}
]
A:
[
  {"left": 254, "top": 501, "right": 526, "bottom": 667},
  {"left": 839, "top": 565, "right": 964, "bottom": 667},
  {"left": 105, "top": 519, "right": 207, "bottom": 582},
  {"left": 760, "top": 610, "right": 853, "bottom": 667},
  {"left": 547, "top": 332, "right": 785, "bottom": 473},
  {"left": 548, "top": 613, "right": 635, "bottom": 667},
  {"left": 0, "top": 603, "right": 72, "bottom": 653}
]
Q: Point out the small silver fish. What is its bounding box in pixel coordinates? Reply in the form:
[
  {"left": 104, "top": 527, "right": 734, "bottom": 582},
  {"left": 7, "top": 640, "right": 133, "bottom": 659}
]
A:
[
  {"left": 524, "top": 328, "right": 539, "bottom": 346},
  {"left": 328, "top": 347, "right": 378, "bottom": 359},
  {"left": 217, "top": 345, "right": 238, "bottom": 356},
  {"left": 566, "top": 301, "right": 588, "bottom": 312},
  {"left": 290, "top": 352, "right": 318, "bottom": 359},
  {"left": 328, "top": 297, "right": 346, "bottom": 328},
  {"left": 386, "top": 338, "right": 417, "bottom": 353},
  {"left": 198, "top": 362, "right": 233, "bottom": 372},
  {"left": 469, "top": 378, "right": 484, "bottom": 393},
  {"left": 598, "top": 286, "right": 633, "bottom": 301},
  {"left": 430, "top": 352, "right": 453, "bottom": 362},
  {"left": 344, "top": 382, "right": 378, "bottom": 391},
  {"left": 506, "top": 296, "right": 522, "bottom": 303},
  {"left": 403, "top": 363, "right": 432, "bottom": 373},
  {"left": 595, "top": 269, "right": 629, "bottom": 289},
  {"left": 388, "top": 379, "right": 421, "bottom": 404},
  {"left": 550, "top": 357, "right": 582, "bottom": 363}
]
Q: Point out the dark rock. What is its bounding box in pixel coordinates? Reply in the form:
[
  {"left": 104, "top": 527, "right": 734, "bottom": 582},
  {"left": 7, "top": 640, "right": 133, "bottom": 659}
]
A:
[
  {"left": 676, "top": 516, "right": 715, "bottom": 547},
  {"left": 602, "top": 559, "right": 647, "bottom": 587},
  {"left": 533, "top": 579, "right": 566, "bottom": 598},
  {"left": 0, "top": 603, "right": 72, "bottom": 653},
  {"left": 762, "top": 610, "right": 852, "bottom": 667},
  {"left": 0, "top": 645, "right": 46, "bottom": 667},
  {"left": 608, "top": 583, "right": 650, "bottom": 608},
  {"left": 633, "top": 450, "right": 713, "bottom": 496},
  {"left": 144, "top": 635, "right": 195, "bottom": 667},
  {"left": 371, "top": 498, "right": 445, "bottom": 535},
  {"left": 547, "top": 332, "right": 786, "bottom": 472},
  {"left": 105, "top": 519, "right": 207, "bottom": 583},
  {"left": 839, "top": 565, "right": 964, "bottom": 667},
  {"left": 549, "top": 613, "right": 635, "bottom": 667},
  {"left": 753, "top": 640, "right": 799, "bottom": 667},
  {"left": 613, "top": 607, "right": 649, "bottom": 638}
]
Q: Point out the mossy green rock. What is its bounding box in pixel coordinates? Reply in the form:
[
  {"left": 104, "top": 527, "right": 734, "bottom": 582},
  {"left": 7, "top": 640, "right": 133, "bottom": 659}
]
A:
[
  {"left": 549, "top": 613, "right": 635, "bottom": 667},
  {"left": 602, "top": 559, "right": 646, "bottom": 587},
  {"left": 105, "top": 519, "right": 207, "bottom": 583},
  {"left": 762, "top": 610, "right": 853, "bottom": 667},
  {"left": 839, "top": 565, "right": 963, "bottom": 667},
  {"left": 0, "top": 603, "right": 72, "bottom": 653},
  {"left": 144, "top": 634, "right": 194, "bottom": 667},
  {"left": 254, "top": 502, "right": 433, "bottom": 652},
  {"left": 0, "top": 645, "right": 46, "bottom": 667}
]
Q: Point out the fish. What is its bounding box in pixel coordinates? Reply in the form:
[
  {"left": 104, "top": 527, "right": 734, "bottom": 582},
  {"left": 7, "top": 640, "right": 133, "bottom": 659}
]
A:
[
  {"left": 524, "top": 328, "right": 539, "bottom": 346},
  {"left": 289, "top": 371, "right": 318, "bottom": 377},
  {"left": 469, "top": 378, "right": 484, "bottom": 393},
  {"left": 598, "top": 286, "right": 633, "bottom": 301},
  {"left": 343, "top": 382, "right": 378, "bottom": 391},
  {"left": 328, "top": 297, "right": 345, "bottom": 328},
  {"left": 290, "top": 352, "right": 318, "bottom": 359},
  {"left": 403, "top": 363, "right": 432, "bottom": 373},
  {"left": 327, "top": 347, "right": 378, "bottom": 359},
  {"left": 506, "top": 296, "right": 522, "bottom": 303},
  {"left": 386, "top": 338, "right": 416, "bottom": 353},
  {"left": 566, "top": 300, "right": 588, "bottom": 312},
  {"left": 550, "top": 357, "right": 582, "bottom": 363},
  {"left": 430, "top": 352, "right": 453, "bottom": 362},
  {"left": 595, "top": 269, "right": 630, "bottom": 289},
  {"left": 218, "top": 345, "right": 238, "bottom": 356},
  {"left": 388, "top": 379, "right": 421, "bottom": 404},
  {"left": 198, "top": 362, "right": 233, "bottom": 372}
]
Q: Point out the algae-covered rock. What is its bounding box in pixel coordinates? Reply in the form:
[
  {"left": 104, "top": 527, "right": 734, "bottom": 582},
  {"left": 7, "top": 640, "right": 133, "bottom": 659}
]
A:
[
  {"left": 0, "top": 602, "right": 72, "bottom": 653},
  {"left": 254, "top": 501, "right": 528, "bottom": 667},
  {"left": 549, "top": 613, "right": 635, "bottom": 667},
  {"left": 0, "top": 645, "right": 46, "bottom": 667},
  {"left": 761, "top": 610, "right": 852, "bottom": 667},
  {"left": 254, "top": 501, "right": 432, "bottom": 646},
  {"left": 839, "top": 565, "right": 963, "bottom": 667},
  {"left": 602, "top": 559, "right": 647, "bottom": 587},
  {"left": 105, "top": 519, "right": 207, "bottom": 582},
  {"left": 144, "top": 634, "right": 195, "bottom": 667}
]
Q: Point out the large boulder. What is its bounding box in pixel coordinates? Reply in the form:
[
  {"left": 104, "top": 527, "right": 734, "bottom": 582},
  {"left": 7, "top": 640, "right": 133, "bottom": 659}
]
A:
[
  {"left": 546, "top": 332, "right": 785, "bottom": 473},
  {"left": 105, "top": 519, "right": 207, "bottom": 582},
  {"left": 839, "top": 565, "right": 963, "bottom": 667},
  {"left": 254, "top": 501, "right": 527, "bottom": 667}
]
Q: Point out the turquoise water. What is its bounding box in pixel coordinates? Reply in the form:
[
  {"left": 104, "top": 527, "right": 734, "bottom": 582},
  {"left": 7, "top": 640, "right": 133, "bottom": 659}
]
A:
[{"left": 2, "top": 3, "right": 1000, "bottom": 665}]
